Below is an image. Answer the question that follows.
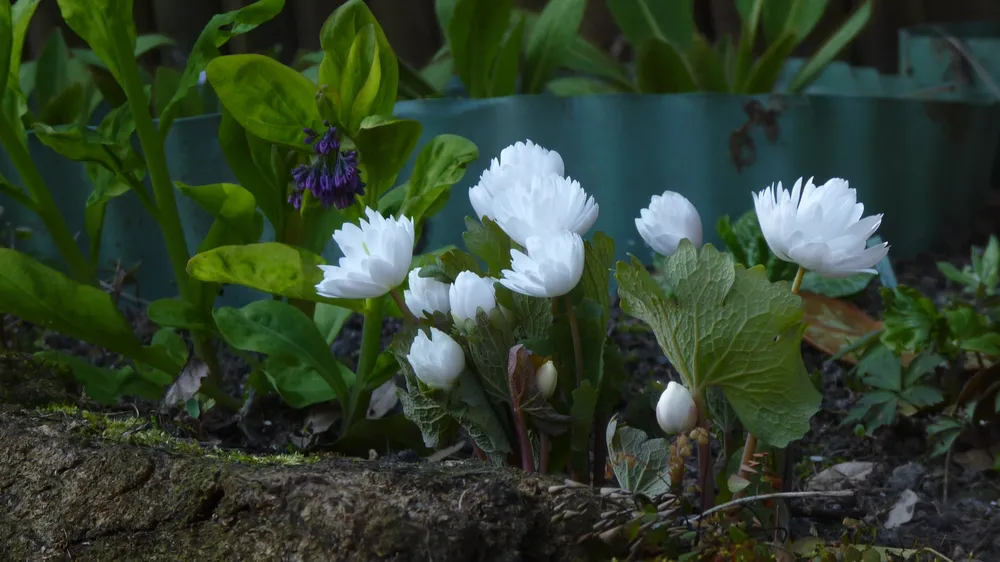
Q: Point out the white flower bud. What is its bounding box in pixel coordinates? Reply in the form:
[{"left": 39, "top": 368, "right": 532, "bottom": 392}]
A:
[
  {"left": 655, "top": 381, "right": 698, "bottom": 434},
  {"left": 406, "top": 327, "right": 466, "bottom": 391},
  {"left": 536, "top": 360, "right": 558, "bottom": 399},
  {"left": 449, "top": 271, "right": 498, "bottom": 324},
  {"left": 404, "top": 268, "right": 451, "bottom": 319}
]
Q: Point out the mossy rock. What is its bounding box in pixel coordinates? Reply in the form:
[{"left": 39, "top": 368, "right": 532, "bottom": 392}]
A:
[{"left": 0, "top": 406, "right": 612, "bottom": 561}]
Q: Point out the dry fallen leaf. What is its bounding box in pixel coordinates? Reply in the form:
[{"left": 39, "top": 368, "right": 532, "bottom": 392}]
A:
[
  {"left": 367, "top": 380, "right": 399, "bottom": 419},
  {"left": 884, "top": 489, "right": 919, "bottom": 529},
  {"left": 806, "top": 461, "right": 874, "bottom": 491}
]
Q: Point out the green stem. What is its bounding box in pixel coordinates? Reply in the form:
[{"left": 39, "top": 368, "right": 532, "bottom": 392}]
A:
[
  {"left": 118, "top": 59, "right": 192, "bottom": 302},
  {"left": 0, "top": 123, "right": 94, "bottom": 284},
  {"left": 390, "top": 288, "right": 418, "bottom": 324},
  {"left": 791, "top": 266, "right": 806, "bottom": 295},
  {"left": 694, "top": 391, "right": 715, "bottom": 513},
  {"left": 563, "top": 296, "right": 584, "bottom": 387},
  {"left": 345, "top": 296, "right": 384, "bottom": 428}
]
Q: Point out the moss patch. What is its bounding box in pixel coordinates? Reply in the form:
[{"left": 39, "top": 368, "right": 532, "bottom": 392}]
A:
[{"left": 36, "top": 403, "right": 320, "bottom": 466}]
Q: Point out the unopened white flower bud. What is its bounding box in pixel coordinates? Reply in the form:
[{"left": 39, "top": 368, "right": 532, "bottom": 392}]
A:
[
  {"left": 536, "top": 360, "right": 558, "bottom": 399},
  {"left": 655, "top": 381, "right": 698, "bottom": 434}
]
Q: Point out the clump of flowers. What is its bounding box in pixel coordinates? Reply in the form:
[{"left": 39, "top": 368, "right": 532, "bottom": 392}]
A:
[{"left": 289, "top": 121, "right": 366, "bottom": 210}]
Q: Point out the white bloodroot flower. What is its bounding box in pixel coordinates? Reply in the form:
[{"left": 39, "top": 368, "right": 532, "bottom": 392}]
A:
[
  {"left": 469, "top": 139, "right": 565, "bottom": 221},
  {"left": 449, "top": 271, "right": 498, "bottom": 324},
  {"left": 403, "top": 268, "right": 451, "bottom": 319},
  {"left": 316, "top": 208, "right": 415, "bottom": 299},
  {"left": 491, "top": 174, "right": 599, "bottom": 247},
  {"left": 635, "top": 190, "right": 703, "bottom": 256},
  {"left": 536, "top": 360, "right": 558, "bottom": 399},
  {"left": 407, "top": 327, "right": 466, "bottom": 391},
  {"left": 656, "top": 381, "right": 698, "bottom": 435},
  {"left": 499, "top": 230, "right": 585, "bottom": 298},
  {"left": 752, "top": 177, "right": 890, "bottom": 277}
]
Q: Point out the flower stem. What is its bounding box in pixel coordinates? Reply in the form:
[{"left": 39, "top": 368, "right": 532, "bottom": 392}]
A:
[
  {"left": 513, "top": 405, "right": 534, "bottom": 473},
  {"left": 118, "top": 54, "right": 193, "bottom": 303},
  {"left": 791, "top": 266, "right": 806, "bottom": 295},
  {"left": 0, "top": 122, "right": 94, "bottom": 284},
  {"left": 346, "top": 296, "right": 384, "bottom": 428},
  {"left": 389, "top": 288, "right": 418, "bottom": 324},
  {"left": 694, "top": 391, "right": 715, "bottom": 513},
  {"left": 736, "top": 266, "right": 808, "bottom": 497},
  {"left": 777, "top": 265, "right": 808, "bottom": 492},
  {"left": 539, "top": 433, "right": 551, "bottom": 474},
  {"left": 562, "top": 296, "right": 584, "bottom": 387}
]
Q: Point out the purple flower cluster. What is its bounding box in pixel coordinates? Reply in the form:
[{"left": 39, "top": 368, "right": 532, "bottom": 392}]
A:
[{"left": 289, "top": 121, "right": 366, "bottom": 210}]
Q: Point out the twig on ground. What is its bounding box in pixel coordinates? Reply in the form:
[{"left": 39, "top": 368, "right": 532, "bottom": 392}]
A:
[{"left": 687, "top": 490, "right": 855, "bottom": 523}]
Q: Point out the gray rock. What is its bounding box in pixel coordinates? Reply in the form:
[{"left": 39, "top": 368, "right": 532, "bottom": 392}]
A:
[{"left": 888, "top": 462, "right": 927, "bottom": 490}]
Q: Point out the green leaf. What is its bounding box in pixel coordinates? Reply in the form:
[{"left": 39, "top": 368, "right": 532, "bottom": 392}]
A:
[
  {"left": 153, "top": 65, "right": 202, "bottom": 118},
  {"left": 488, "top": 14, "right": 524, "bottom": 97},
  {"left": 523, "top": 0, "right": 585, "bottom": 94},
  {"left": 398, "top": 135, "right": 479, "bottom": 227},
  {"left": 314, "top": 303, "right": 353, "bottom": 345},
  {"left": 9, "top": 0, "right": 42, "bottom": 84},
  {"left": 318, "top": 0, "right": 398, "bottom": 129},
  {"left": 463, "top": 217, "right": 512, "bottom": 276},
  {"left": 881, "top": 286, "right": 941, "bottom": 354},
  {"left": 396, "top": 384, "right": 459, "bottom": 450},
  {"left": 731, "top": 0, "right": 764, "bottom": 90},
  {"left": 147, "top": 298, "right": 213, "bottom": 331},
  {"left": 605, "top": 415, "right": 672, "bottom": 497},
  {"left": 218, "top": 109, "right": 284, "bottom": 228},
  {"left": 786, "top": 1, "right": 872, "bottom": 93},
  {"left": 635, "top": 37, "right": 696, "bottom": 94},
  {"left": 559, "top": 32, "right": 633, "bottom": 91},
  {"left": 214, "top": 300, "right": 352, "bottom": 406},
  {"left": 54, "top": 0, "right": 136, "bottom": 86},
  {"left": 606, "top": 0, "right": 695, "bottom": 50},
  {"left": 35, "top": 28, "right": 73, "bottom": 117},
  {"left": 546, "top": 77, "right": 621, "bottom": 96},
  {"left": 207, "top": 53, "right": 321, "bottom": 147},
  {"left": 262, "top": 354, "right": 350, "bottom": 408},
  {"left": 159, "top": 0, "right": 284, "bottom": 136},
  {"left": 187, "top": 243, "right": 365, "bottom": 312},
  {"left": 495, "top": 288, "right": 553, "bottom": 343},
  {"left": 855, "top": 344, "right": 902, "bottom": 391},
  {"left": 687, "top": 34, "right": 731, "bottom": 92},
  {"left": 174, "top": 182, "right": 264, "bottom": 244},
  {"left": 447, "top": 0, "right": 513, "bottom": 97},
  {"left": 800, "top": 272, "right": 873, "bottom": 298},
  {"left": 354, "top": 116, "right": 423, "bottom": 202},
  {"left": 0, "top": 249, "right": 146, "bottom": 359},
  {"left": 35, "top": 350, "right": 133, "bottom": 404},
  {"left": 397, "top": 59, "right": 441, "bottom": 99},
  {"left": 740, "top": 30, "right": 799, "bottom": 93},
  {"left": 582, "top": 233, "right": 615, "bottom": 324},
  {"left": 464, "top": 309, "right": 516, "bottom": 405},
  {"left": 616, "top": 241, "right": 821, "bottom": 447}
]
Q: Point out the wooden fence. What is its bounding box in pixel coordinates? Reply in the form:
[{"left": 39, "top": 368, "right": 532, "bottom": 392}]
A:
[{"left": 18, "top": 0, "right": 1000, "bottom": 74}]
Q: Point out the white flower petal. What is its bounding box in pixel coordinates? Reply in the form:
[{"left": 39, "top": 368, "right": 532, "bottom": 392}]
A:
[
  {"left": 315, "top": 207, "right": 415, "bottom": 299},
  {"left": 406, "top": 327, "right": 466, "bottom": 391},
  {"left": 753, "top": 178, "right": 889, "bottom": 278},
  {"left": 635, "top": 190, "right": 703, "bottom": 256},
  {"left": 491, "top": 174, "right": 599, "bottom": 246},
  {"left": 467, "top": 140, "right": 564, "bottom": 220},
  {"left": 499, "top": 231, "right": 584, "bottom": 298}
]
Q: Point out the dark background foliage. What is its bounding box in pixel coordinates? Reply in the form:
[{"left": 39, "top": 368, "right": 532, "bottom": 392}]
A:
[{"left": 16, "top": 0, "right": 1000, "bottom": 74}]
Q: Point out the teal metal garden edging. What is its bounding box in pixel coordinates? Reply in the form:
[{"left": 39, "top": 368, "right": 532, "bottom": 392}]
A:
[{"left": 1, "top": 86, "right": 997, "bottom": 303}]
